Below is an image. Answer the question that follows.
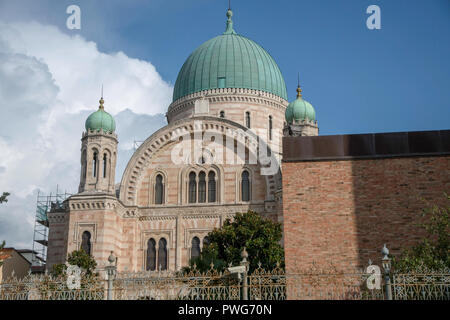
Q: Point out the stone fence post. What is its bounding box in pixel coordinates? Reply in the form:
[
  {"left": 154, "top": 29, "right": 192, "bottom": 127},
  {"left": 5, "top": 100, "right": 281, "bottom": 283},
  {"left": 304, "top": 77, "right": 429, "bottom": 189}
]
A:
[
  {"left": 105, "top": 251, "right": 117, "bottom": 300},
  {"left": 240, "top": 247, "right": 249, "bottom": 300}
]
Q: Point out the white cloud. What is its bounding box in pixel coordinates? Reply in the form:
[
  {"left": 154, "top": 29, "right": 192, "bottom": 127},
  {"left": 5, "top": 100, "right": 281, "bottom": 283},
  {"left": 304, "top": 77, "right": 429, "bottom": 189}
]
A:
[{"left": 0, "top": 21, "right": 170, "bottom": 249}]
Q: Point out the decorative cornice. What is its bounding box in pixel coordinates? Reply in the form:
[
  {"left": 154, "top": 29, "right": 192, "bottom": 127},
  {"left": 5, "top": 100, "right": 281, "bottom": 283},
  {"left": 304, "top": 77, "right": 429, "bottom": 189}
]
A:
[
  {"left": 135, "top": 203, "right": 265, "bottom": 220},
  {"left": 47, "top": 212, "right": 68, "bottom": 224},
  {"left": 82, "top": 129, "right": 118, "bottom": 142},
  {"left": 167, "top": 88, "right": 288, "bottom": 123}
]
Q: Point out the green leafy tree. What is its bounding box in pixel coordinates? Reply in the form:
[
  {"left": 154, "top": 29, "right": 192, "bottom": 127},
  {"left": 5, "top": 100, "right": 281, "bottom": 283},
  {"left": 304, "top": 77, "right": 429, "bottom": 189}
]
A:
[
  {"left": 0, "top": 193, "right": 8, "bottom": 267},
  {"left": 0, "top": 192, "right": 10, "bottom": 204},
  {"left": 185, "top": 210, "right": 284, "bottom": 273},
  {"left": 51, "top": 249, "right": 98, "bottom": 277},
  {"left": 0, "top": 241, "right": 5, "bottom": 267},
  {"left": 393, "top": 195, "right": 450, "bottom": 271}
]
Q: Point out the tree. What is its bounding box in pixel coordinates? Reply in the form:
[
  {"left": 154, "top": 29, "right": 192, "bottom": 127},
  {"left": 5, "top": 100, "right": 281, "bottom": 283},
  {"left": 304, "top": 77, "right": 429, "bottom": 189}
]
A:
[
  {"left": 0, "top": 192, "right": 10, "bottom": 204},
  {"left": 51, "top": 249, "right": 98, "bottom": 277},
  {"left": 0, "top": 241, "right": 5, "bottom": 267},
  {"left": 185, "top": 210, "right": 284, "bottom": 273},
  {"left": 393, "top": 195, "right": 450, "bottom": 271},
  {"left": 0, "top": 193, "right": 8, "bottom": 267}
]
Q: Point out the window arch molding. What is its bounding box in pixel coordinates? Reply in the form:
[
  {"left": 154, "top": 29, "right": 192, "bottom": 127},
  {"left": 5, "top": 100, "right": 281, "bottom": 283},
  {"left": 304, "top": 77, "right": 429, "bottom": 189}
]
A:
[
  {"left": 143, "top": 234, "right": 171, "bottom": 271},
  {"left": 100, "top": 148, "right": 112, "bottom": 180},
  {"left": 146, "top": 238, "right": 157, "bottom": 271},
  {"left": 179, "top": 164, "right": 224, "bottom": 205},
  {"left": 190, "top": 236, "right": 201, "bottom": 260},
  {"left": 187, "top": 233, "right": 212, "bottom": 263},
  {"left": 91, "top": 147, "right": 100, "bottom": 179},
  {"left": 147, "top": 169, "right": 168, "bottom": 206},
  {"left": 237, "top": 166, "right": 254, "bottom": 203},
  {"left": 77, "top": 225, "right": 96, "bottom": 257},
  {"left": 80, "top": 149, "right": 87, "bottom": 184},
  {"left": 81, "top": 231, "right": 92, "bottom": 255}
]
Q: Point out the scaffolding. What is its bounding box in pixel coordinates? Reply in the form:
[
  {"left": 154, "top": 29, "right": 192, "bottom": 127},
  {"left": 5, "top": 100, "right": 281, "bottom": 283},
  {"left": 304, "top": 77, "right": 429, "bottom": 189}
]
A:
[{"left": 31, "top": 188, "right": 71, "bottom": 268}]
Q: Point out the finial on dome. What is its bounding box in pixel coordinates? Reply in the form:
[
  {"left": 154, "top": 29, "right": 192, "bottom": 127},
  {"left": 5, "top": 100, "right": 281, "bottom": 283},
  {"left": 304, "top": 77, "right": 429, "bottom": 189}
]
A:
[
  {"left": 99, "top": 85, "right": 105, "bottom": 110},
  {"left": 296, "top": 73, "right": 303, "bottom": 98},
  {"left": 296, "top": 85, "right": 302, "bottom": 99},
  {"left": 224, "top": 5, "right": 236, "bottom": 35}
]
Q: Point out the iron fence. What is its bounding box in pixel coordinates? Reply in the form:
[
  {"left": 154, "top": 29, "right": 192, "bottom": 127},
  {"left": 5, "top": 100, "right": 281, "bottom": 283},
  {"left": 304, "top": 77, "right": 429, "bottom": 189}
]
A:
[
  {"left": 0, "top": 272, "right": 104, "bottom": 300},
  {"left": 392, "top": 267, "right": 450, "bottom": 300},
  {"left": 113, "top": 268, "right": 240, "bottom": 300},
  {"left": 1, "top": 247, "right": 449, "bottom": 300}
]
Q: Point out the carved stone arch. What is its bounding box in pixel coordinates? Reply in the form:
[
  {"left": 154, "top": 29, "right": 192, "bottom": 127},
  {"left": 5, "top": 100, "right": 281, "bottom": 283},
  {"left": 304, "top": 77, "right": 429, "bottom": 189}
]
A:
[{"left": 120, "top": 116, "right": 278, "bottom": 206}]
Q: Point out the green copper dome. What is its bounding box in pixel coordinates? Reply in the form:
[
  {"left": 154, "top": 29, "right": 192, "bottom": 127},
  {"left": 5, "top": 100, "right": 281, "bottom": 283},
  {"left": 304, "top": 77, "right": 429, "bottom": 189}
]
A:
[
  {"left": 172, "top": 9, "right": 288, "bottom": 102},
  {"left": 285, "top": 86, "right": 316, "bottom": 123},
  {"left": 85, "top": 98, "right": 116, "bottom": 133}
]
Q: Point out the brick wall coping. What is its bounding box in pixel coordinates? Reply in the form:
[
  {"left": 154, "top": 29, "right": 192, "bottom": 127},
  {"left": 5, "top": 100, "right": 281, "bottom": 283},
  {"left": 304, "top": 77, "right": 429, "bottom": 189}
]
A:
[{"left": 283, "top": 129, "right": 450, "bottom": 162}]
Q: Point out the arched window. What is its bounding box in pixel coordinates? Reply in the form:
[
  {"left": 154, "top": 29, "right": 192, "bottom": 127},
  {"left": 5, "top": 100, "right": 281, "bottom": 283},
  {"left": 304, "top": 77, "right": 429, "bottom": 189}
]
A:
[
  {"left": 220, "top": 111, "right": 225, "bottom": 118},
  {"left": 241, "top": 170, "right": 250, "bottom": 202},
  {"left": 269, "top": 116, "right": 273, "bottom": 141},
  {"left": 155, "top": 174, "right": 164, "bottom": 204},
  {"left": 203, "top": 236, "right": 210, "bottom": 249},
  {"left": 81, "top": 150, "right": 87, "bottom": 182},
  {"left": 158, "top": 238, "right": 167, "bottom": 270},
  {"left": 245, "top": 112, "right": 251, "bottom": 128},
  {"left": 92, "top": 152, "right": 98, "bottom": 177},
  {"left": 103, "top": 153, "right": 107, "bottom": 178},
  {"left": 198, "top": 171, "right": 206, "bottom": 203},
  {"left": 188, "top": 172, "right": 196, "bottom": 203},
  {"left": 208, "top": 171, "right": 216, "bottom": 203},
  {"left": 81, "top": 231, "right": 92, "bottom": 255},
  {"left": 146, "top": 238, "right": 156, "bottom": 271},
  {"left": 191, "top": 237, "right": 200, "bottom": 260}
]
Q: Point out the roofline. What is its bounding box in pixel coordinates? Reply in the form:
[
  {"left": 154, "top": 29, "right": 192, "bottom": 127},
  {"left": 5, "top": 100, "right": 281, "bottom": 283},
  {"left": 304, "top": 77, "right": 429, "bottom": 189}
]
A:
[{"left": 283, "top": 129, "right": 450, "bottom": 162}]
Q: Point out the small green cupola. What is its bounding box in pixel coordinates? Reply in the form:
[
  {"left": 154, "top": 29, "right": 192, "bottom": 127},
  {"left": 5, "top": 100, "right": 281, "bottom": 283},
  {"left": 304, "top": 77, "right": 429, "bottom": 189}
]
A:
[
  {"left": 85, "top": 97, "right": 116, "bottom": 133},
  {"left": 285, "top": 85, "right": 316, "bottom": 124}
]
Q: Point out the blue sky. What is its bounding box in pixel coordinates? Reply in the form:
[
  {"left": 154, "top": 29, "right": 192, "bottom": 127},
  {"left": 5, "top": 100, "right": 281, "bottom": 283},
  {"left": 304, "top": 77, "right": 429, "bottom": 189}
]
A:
[{"left": 1, "top": 0, "right": 448, "bottom": 135}]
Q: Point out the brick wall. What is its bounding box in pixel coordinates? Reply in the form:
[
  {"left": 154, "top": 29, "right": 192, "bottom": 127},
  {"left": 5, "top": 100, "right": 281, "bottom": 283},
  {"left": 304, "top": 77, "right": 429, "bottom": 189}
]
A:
[{"left": 282, "top": 131, "right": 450, "bottom": 273}]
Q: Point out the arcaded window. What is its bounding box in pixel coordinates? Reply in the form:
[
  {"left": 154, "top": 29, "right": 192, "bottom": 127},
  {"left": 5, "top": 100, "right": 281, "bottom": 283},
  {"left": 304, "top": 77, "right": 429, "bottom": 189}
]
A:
[
  {"left": 208, "top": 171, "right": 216, "bottom": 203},
  {"left": 191, "top": 237, "right": 201, "bottom": 260},
  {"left": 245, "top": 112, "right": 251, "bottom": 128},
  {"left": 103, "top": 153, "right": 107, "bottom": 178},
  {"left": 188, "top": 172, "right": 196, "bottom": 203},
  {"left": 198, "top": 171, "right": 206, "bottom": 203},
  {"left": 81, "top": 231, "right": 92, "bottom": 255},
  {"left": 92, "top": 152, "right": 98, "bottom": 177},
  {"left": 269, "top": 116, "right": 273, "bottom": 140},
  {"left": 155, "top": 174, "right": 164, "bottom": 204},
  {"left": 158, "top": 238, "right": 167, "bottom": 271},
  {"left": 220, "top": 110, "right": 225, "bottom": 118},
  {"left": 241, "top": 170, "right": 250, "bottom": 202},
  {"left": 146, "top": 238, "right": 156, "bottom": 271}
]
